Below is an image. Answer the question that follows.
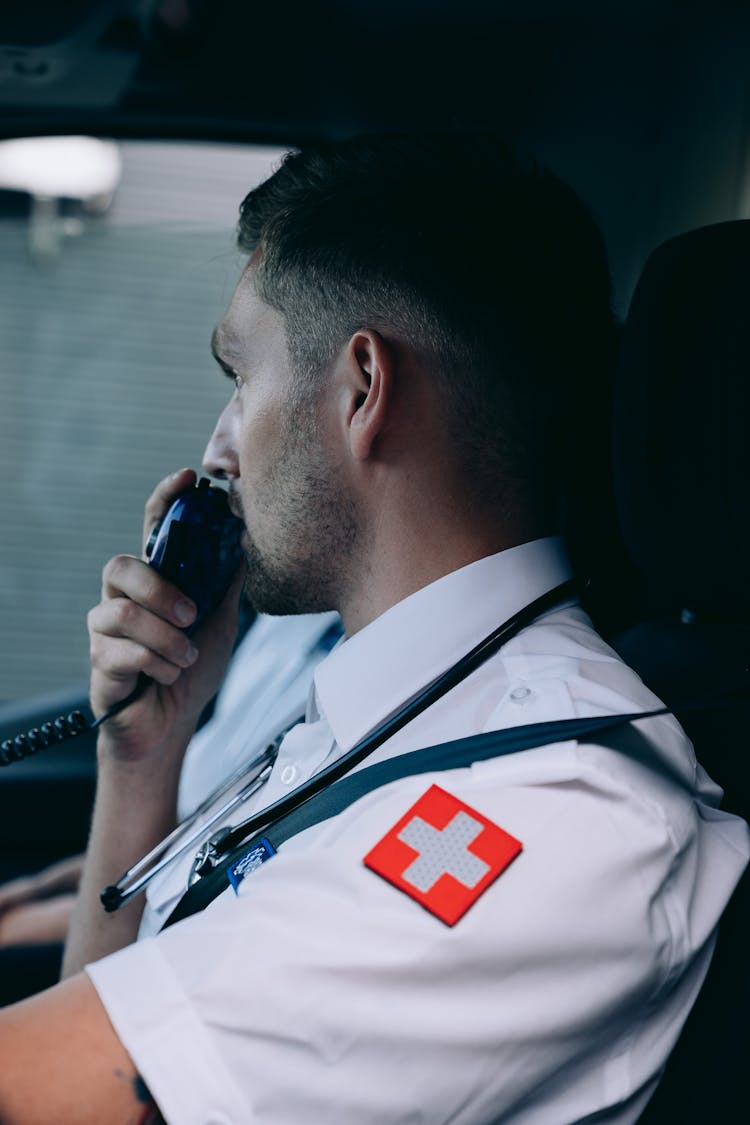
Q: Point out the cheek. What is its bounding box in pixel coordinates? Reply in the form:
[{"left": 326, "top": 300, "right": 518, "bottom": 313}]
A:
[
  {"left": 240, "top": 397, "right": 285, "bottom": 464},
  {"left": 236, "top": 407, "right": 285, "bottom": 490}
]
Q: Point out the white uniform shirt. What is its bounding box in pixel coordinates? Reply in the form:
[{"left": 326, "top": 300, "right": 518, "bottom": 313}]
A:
[
  {"left": 138, "top": 611, "right": 340, "bottom": 937},
  {"left": 88, "top": 538, "right": 750, "bottom": 1124}
]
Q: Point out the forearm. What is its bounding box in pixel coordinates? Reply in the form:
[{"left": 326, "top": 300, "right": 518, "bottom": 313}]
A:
[
  {"left": 61, "top": 724, "right": 193, "bottom": 976},
  {"left": 0, "top": 973, "right": 165, "bottom": 1124},
  {"left": 63, "top": 471, "right": 243, "bottom": 975}
]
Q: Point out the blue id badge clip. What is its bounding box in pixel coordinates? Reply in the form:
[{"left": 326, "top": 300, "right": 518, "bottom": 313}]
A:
[{"left": 227, "top": 837, "right": 277, "bottom": 894}]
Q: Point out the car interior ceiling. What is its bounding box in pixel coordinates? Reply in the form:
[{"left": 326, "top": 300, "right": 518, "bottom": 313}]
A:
[{"left": 0, "top": 0, "right": 748, "bottom": 1119}]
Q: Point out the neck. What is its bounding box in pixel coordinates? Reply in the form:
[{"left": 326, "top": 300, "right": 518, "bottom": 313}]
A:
[{"left": 338, "top": 487, "right": 550, "bottom": 636}]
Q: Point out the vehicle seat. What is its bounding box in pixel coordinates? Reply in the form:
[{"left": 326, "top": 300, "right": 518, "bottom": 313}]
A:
[{"left": 608, "top": 220, "right": 750, "bottom": 1122}]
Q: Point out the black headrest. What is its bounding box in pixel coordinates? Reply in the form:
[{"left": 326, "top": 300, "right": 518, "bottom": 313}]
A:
[{"left": 614, "top": 221, "right": 750, "bottom": 621}]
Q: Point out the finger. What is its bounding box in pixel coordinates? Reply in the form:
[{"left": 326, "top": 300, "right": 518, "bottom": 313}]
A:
[
  {"left": 37, "top": 854, "right": 85, "bottom": 892},
  {"left": 0, "top": 876, "right": 36, "bottom": 912},
  {"left": 100, "top": 555, "right": 197, "bottom": 631},
  {"left": 0, "top": 895, "right": 76, "bottom": 947},
  {"left": 90, "top": 634, "right": 188, "bottom": 694},
  {"left": 89, "top": 598, "right": 199, "bottom": 672},
  {"left": 142, "top": 467, "right": 197, "bottom": 554}
]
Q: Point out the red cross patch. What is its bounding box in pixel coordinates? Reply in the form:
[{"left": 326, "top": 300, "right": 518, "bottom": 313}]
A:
[{"left": 363, "top": 785, "right": 522, "bottom": 925}]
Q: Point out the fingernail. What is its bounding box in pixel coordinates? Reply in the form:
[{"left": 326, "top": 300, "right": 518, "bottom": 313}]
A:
[
  {"left": 185, "top": 644, "right": 199, "bottom": 665},
  {"left": 175, "top": 598, "right": 196, "bottom": 625}
]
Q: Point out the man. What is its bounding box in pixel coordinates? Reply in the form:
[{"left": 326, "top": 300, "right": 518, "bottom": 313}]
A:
[{"left": 1, "top": 133, "right": 747, "bottom": 1123}]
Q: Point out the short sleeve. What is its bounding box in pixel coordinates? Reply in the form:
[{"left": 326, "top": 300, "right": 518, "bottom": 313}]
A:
[{"left": 87, "top": 750, "right": 704, "bottom": 1125}]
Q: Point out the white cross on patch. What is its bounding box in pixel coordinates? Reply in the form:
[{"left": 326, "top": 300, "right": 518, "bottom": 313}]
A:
[
  {"left": 398, "top": 810, "right": 491, "bottom": 892},
  {"left": 364, "top": 785, "right": 523, "bottom": 925}
]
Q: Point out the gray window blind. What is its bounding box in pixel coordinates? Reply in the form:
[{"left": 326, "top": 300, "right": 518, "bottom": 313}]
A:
[{"left": 0, "top": 141, "right": 286, "bottom": 700}]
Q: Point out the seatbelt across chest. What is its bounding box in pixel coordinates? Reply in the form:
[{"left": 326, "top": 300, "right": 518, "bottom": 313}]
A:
[
  {"left": 103, "top": 579, "right": 580, "bottom": 915},
  {"left": 162, "top": 704, "right": 673, "bottom": 928}
]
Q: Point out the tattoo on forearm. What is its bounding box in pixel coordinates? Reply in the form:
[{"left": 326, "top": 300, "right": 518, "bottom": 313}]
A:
[
  {"left": 131, "top": 1074, "right": 165, "bottom": 1124},
  {"left": 114, "top": 1069, "right": 166, "bottom": 1124}
]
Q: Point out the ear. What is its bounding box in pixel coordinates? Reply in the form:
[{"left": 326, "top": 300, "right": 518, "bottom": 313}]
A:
[{"left": 341, "top": 329, "right": 395, "bottom": 461}]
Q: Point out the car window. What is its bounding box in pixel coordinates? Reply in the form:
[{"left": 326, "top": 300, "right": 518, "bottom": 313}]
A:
[{"left": 0, "top": 139, "right": 287, "bottom": 701}]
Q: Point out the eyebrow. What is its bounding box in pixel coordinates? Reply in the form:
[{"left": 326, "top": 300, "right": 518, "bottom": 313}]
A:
[{"left": 210, "top": 327, "right": 239, "bottom": 380}]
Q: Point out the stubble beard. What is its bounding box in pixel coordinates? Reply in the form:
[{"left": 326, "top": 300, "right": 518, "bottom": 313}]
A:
[{"left": 235, "top": 407, "right": 358, "bottom": 617}]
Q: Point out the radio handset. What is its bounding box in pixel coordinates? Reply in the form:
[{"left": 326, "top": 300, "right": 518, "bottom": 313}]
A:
[
  {"left": 144, "top": 476, "right": 244, "bottom": 634},
  {"left": 1, "top": 478, "right": 244, "bottom": 766}
]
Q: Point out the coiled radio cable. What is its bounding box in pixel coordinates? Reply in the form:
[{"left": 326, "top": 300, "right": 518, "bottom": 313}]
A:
[{"left": 0, "top": 675, "right": 150, "bottom": 767}]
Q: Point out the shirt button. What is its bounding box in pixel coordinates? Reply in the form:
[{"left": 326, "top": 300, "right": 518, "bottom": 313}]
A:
[
  {"left": 510, "top": 686, "right": 532, "bottom": 702},
  {"left": 280, "top": 764, "right": 299, "bottom": 785}
]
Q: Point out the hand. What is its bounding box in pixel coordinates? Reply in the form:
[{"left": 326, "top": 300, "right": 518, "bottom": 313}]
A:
[
  {"left": 0, "top": 855, "right": 84, "bottom": 946},
  {"left": 87, "top": 468, "right": 245, "bottom": 761},
  {"left": 0, "top": 854, "right": 83, "bottom": 914},
  {"left": 0, "top": 894, "right": 76, "bottom": 947}
]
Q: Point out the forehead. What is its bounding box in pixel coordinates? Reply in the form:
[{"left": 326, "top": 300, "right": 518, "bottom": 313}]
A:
[{"left": 213, "top": 262, "right": 285, "bottom": 364}]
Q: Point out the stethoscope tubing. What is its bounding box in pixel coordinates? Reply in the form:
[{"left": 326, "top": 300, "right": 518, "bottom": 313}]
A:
[{"left": 100, "top": 580, "right": 576, "bottom": 913}]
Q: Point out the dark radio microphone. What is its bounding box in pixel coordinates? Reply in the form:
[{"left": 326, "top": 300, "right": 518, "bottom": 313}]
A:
[{"left": 0, "top": 478, "right": 243, "bottom": 767}]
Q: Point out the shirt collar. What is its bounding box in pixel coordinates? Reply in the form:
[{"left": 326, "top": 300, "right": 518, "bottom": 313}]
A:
[{"left": 313, "top": 536, "right": 574, "bottom": 752}]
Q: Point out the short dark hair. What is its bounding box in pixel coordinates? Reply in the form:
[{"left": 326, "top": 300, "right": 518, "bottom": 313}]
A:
[{"left": 238, "top": 132, "right": 616, "bottom": 520}]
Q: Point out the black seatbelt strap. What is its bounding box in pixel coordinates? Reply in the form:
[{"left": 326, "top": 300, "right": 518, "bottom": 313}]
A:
[
  {"left": 211, "top": 580, "right": 578, "bottom": 861},
  {"left": 162, "top": 703, "right": 672, "bottom": 929},
  {"left": 102, "top": 579, "right": 579, "bottom": 915}
]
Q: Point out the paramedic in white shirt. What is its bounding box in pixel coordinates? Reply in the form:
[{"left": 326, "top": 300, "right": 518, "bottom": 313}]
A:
[{"left": 0, "top": 132, "right": 747, "bottom": 1124}]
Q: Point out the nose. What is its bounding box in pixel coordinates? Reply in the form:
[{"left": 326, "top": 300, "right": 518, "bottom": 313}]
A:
[{"left": 202, "top": 401, "right": 239, "bottom": 482}]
